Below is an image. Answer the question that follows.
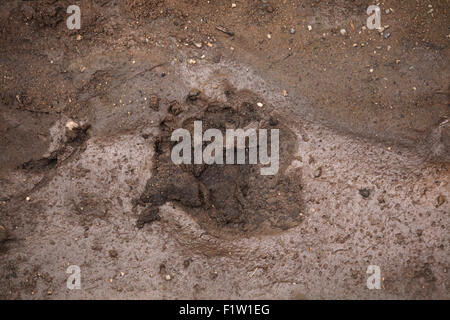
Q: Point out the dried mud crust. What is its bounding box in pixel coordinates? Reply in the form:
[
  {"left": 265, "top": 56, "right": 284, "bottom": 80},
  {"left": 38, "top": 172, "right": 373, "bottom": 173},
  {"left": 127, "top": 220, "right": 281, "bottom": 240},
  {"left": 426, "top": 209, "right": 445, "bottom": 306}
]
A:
[{"left": 136, "top": 87, "right": 303, "bottom": 234}]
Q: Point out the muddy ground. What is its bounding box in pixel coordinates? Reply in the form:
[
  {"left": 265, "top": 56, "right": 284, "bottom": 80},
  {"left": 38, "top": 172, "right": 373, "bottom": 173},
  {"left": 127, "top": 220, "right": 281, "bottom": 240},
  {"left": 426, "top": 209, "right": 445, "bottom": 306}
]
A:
[{"left": 0, "top": 0, "right": 449, "bottom": 299}]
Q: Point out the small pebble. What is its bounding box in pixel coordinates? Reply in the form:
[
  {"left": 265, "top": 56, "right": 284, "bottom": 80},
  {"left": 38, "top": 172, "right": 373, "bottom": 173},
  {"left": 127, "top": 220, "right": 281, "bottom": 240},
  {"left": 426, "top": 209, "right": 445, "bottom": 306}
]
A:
[
  {"left": 437, "top": 195, "right": 445, "bottom": 207},
  {"left": 65, "top": 120, "right": 79, "bottom": 130},
  {"left": 340, "top": 28, "right": 347, "bottom": 36},
  {"left": 359, "top": 188, "right": 370, "bottom": 198},
  {"left": 109, "top": 249, "right": 118, "bottom": 258},
  {"left": 188, "top": 89, "right": 201, "bottom": 101},
  {"left": 313, "top": 167, "right": 322, "bottom": 178},
  {"left": 0, "top": 224, "right": 8, "bottom": 243},
  {"left": 384, "top": 32, "right": 391, "bottom": 39},
  {"left": 290, "top": 28, "right": 296, "bottom": 34}
]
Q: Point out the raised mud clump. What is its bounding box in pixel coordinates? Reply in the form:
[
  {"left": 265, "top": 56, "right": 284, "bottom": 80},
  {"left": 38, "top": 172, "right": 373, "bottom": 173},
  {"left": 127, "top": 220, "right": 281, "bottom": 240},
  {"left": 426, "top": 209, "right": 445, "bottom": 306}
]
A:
[{"left": 137, "top": 87, "right": 303, "bottom": 234}]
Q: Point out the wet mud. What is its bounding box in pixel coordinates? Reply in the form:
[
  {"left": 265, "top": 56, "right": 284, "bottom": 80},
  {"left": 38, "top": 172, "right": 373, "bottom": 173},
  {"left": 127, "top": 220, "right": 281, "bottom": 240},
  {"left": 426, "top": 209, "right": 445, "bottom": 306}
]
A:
[
  {"left": 0, "top": 0, "right": 448, "bottom": 300},
  {"left": 137, "top": 87, "right": 302, "bottom": 234}
]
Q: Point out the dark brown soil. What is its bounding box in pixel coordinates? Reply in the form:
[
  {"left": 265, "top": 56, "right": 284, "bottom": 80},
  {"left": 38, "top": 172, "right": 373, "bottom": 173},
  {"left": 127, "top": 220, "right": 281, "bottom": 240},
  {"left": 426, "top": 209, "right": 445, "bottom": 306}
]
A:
[{"left": 137, "top": 87, "right": 302, "bottom": 234}]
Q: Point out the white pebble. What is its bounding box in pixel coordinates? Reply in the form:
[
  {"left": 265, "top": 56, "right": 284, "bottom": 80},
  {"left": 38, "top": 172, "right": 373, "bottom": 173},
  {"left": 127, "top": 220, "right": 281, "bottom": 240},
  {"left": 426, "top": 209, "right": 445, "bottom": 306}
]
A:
[{"left": 65, "top": 120, "right": 79, "bottom": 130}]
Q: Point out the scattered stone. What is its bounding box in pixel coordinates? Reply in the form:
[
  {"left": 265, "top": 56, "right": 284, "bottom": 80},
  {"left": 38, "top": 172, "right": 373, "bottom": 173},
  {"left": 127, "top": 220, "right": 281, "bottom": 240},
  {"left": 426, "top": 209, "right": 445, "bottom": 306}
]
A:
[
  {"left": 436, "top": 195, "right": 445, "bottom": 207},
  {"left": 231, "top": 3, "right": 236, "bottom": 8},
  {"left": 0, "top": 225, "right": 8, "bottom": 243},
  {"left": 21, "top": 4, "right": 34, "bottom": 21},
  {"left": 187, "top": 89, "right": 201, "bottom": 101},
  {"left": 216, "top": 25, "right": 234, "bottom": 36},
  {"left": 359, "top": 188, "right": 370, "bottom": 198},
  {"left": 183, "top": 258, "right": 192, "bottom": 268},
  {"left": 65, "top": 122, "right": 91, "bottom": 143},
  {"left": 188, "top": 58, "right": 196, "bottom": 64},
  {"left": 212, "top": 53, "right": 221, "bottom": 63},
  {"left": 313, "top": 167, "right": 322, "bottom": 178},
  {"left": 257, "top": 102, "right": 263, "bottom": 107},
  {"left": 265, "top": 4, "right": 274, "bottom": 13},
  {"left": 268, "top": 117, "right": 278, "bottom": 126},
  {"left": 91, "top": 243, "right": 102, "bottom": 251},
  {"left": 169, "top": 100, "right": 183, "bottom": 115},
  {"left": 307, "top": 25, "right": 312, "bottom": 31},
  {"left": 76, "top": 34, "right": 83, "bottom": 41},
  {"left": 290, "top": 28, "right": 296, "bottom": 34},
  {"left": 350, "top": 20, "right": 355, "bottom": 31},
  {"left": 148, "top": 94, "right": 159, "bottom": 110},
  {"left": 340, "top": 28, "right": 347, "bottom": 36},
  {"left": 108, "top": 249, "right": 118, "bottom": 258},
  {"left": 267, "top": 33, "right": 272, "bottom": 39},
  {"left": 384, "top": 32, "right": 391, "bottom": 39},
  {"left": 193, "top": 42, "right": 202, "bottom": 48},
  {"left": 65, "top": 120, "right": 79, "bottom": 131},
  {"left": 282, "top": 89, "right": 288, "bottom": 97},
  {"left": 302, "top": 133, "right": 309, "bottom": 142},
  {"left": 164, "top": 274, "right": 172, "bottom": 281}
]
